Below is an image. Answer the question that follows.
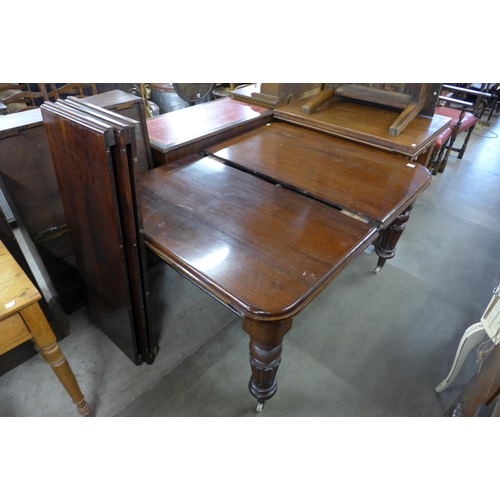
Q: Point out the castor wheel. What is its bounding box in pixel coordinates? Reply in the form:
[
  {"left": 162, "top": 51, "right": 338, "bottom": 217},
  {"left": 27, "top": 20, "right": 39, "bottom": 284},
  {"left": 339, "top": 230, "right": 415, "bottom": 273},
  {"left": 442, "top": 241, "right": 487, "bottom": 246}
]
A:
[
  {"left": 256, "top": 402, "right": 265, "bottom": 413},
  {"left": 374, "top": 266, "right": 382, "bottom": 274}
]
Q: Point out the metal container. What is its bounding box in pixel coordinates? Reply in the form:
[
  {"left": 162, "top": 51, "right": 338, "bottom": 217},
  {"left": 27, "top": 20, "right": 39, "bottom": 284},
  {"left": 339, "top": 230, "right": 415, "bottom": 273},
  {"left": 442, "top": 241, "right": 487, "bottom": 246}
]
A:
[{"left": 150, "top": 83, "right": 189, "bottom": 114}]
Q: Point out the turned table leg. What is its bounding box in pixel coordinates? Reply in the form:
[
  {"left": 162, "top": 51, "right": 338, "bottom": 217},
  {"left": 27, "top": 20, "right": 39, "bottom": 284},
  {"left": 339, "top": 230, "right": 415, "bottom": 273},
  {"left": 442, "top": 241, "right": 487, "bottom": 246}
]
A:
[
  {"left": 374, "top": 205, "right": 413, "bottom": 274},
  {"left": 20, "top": 302, "right": 91, "bottom": 417},
  {"left": 242, "top": 317, "right": 293, "bottom": 412}
]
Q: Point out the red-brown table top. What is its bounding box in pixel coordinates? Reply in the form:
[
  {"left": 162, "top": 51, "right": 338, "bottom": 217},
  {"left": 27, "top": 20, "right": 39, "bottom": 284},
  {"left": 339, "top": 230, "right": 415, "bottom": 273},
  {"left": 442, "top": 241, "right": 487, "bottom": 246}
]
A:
[{"left": 146, "top": 98, "right": 273, "bottom": 153}]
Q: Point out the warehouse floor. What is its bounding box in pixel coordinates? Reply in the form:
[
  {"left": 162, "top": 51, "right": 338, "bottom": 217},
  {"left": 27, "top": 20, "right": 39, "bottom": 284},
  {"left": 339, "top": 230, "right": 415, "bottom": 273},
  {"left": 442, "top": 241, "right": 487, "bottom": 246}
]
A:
[{"left": 1, "top": 110, "right": 499, "bottom": 418}]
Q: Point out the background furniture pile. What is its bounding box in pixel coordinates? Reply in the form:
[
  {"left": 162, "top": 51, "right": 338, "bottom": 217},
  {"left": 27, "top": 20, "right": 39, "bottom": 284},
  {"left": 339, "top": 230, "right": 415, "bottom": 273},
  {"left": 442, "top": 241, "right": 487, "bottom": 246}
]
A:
[{"left": 2, "top": 82, "right": 498, "bottom": 414}]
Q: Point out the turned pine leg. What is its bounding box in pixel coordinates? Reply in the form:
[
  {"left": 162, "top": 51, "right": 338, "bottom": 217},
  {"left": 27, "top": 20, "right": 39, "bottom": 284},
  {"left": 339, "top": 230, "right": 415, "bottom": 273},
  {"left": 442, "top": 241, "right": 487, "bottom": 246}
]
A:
[
  {"left": 374, "top": 205, "right": 413, "bottom": 274},
  {"left": 20, "top": 302, "right": 91, "bottom": 417},
  {"left": 242, "top": 317, "right": 293, "bottom": 412}
]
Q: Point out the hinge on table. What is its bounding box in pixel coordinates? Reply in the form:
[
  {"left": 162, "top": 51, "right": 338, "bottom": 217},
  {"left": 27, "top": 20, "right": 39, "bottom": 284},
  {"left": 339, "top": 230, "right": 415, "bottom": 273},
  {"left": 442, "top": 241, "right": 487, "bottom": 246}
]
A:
[{"left": 33, "top": 224, "right": 69, "bottom": 244}]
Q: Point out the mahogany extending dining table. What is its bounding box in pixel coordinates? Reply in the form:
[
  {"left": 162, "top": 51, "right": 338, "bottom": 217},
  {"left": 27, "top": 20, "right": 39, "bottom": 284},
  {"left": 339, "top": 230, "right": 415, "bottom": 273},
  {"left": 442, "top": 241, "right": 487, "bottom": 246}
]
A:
[
  {"left": 141, "top": 99, "right": 432, "bottom": 410},
  {"left": 41, "top": 95, "right": 432, "bottom": 412}
]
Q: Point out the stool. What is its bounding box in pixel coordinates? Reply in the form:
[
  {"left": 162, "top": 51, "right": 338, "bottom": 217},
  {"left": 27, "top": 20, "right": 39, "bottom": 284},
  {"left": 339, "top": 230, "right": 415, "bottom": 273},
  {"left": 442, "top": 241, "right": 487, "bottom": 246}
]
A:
[{"left": 0, "top": 240, "right": 91, "bottom": 416}]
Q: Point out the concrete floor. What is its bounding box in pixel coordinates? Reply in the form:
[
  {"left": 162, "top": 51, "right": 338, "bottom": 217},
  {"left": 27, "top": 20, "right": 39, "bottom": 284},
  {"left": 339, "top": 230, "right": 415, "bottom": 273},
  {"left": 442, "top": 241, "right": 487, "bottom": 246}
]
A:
[{"left": 1, "top": 112, "right": 499, "bottom": 418}]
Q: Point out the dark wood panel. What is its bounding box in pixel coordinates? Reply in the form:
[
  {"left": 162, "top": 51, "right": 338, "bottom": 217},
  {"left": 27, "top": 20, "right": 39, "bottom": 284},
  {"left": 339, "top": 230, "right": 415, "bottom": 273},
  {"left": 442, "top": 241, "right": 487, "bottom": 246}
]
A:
[
  {"left": 0, "top": 120, "right": 62, "bottom": 234},
  {"left": 84, "top": 89, "right": 154, "bottom": 173},
  {"left": 60, "top": 97, "right": 155, "bottom": 363},
  {"left": 41, "top": 102, "right": 139, "bottom": 363},
  {"left": 0, "top": 110, "right": 85, "bottom": 313}
]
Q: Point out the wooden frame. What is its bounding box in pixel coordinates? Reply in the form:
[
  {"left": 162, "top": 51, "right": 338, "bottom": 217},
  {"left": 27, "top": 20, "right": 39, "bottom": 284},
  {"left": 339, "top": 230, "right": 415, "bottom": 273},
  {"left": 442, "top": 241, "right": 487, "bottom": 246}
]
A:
[{"left": 301, "top": 83, "right": 442, "bottom": 136}]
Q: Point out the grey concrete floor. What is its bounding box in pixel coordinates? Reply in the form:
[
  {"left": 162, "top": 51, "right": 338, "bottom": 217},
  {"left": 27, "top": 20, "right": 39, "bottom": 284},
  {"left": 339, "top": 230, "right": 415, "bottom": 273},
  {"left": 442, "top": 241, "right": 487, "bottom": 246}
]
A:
[{"left": 1, "top": 113, "right": 499, "bottom": 418}]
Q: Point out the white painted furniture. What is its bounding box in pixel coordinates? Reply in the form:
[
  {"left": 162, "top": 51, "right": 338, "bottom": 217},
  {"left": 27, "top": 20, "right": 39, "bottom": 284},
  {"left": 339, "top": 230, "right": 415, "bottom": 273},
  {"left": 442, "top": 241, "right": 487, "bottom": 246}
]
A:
[{"left": 436, "top": 282, "right": 500, "bottom": 392}]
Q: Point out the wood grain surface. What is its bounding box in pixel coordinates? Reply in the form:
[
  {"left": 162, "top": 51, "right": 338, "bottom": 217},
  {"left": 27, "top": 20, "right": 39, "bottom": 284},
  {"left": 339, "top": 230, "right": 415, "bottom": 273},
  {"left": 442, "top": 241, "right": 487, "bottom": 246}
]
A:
[
  {"left": 275, "top": 96, "right": 451, "bottom": 156},
  {"left": 140, "top": 155, "right": 377, "bottom": 321},
  {"left": 206, "top": 122, "right": 431, "bottom": 227}
]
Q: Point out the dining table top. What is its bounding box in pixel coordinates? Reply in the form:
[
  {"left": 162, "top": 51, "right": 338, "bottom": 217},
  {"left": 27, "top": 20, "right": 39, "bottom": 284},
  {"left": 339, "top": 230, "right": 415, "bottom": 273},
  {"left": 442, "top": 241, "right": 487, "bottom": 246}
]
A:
[
  {"left": 139, "top": 155, "right": 378, "bottom": 321},
  {"left": 205, "top": 121, "right": 432, "bottom": 228}
]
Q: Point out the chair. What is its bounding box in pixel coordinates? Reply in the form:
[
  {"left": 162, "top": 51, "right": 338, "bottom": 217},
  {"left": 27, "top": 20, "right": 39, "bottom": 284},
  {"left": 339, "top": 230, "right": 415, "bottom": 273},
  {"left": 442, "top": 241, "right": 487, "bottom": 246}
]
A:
[
  {"left": 476, "top": 83, "right": 500, "bottom": 122},
  {"left": 430, "top": 84, "right": 491, "bottom": 174},
  {"left": 39, "top": 83, "right": 98, "bottom": 101},
  {"left": 0, "top": 83, "right": 45, "bottom": 113},
  {"left": 0, "top": 84, "right": 25, "bottom": 113},
  {"left": 0, "top": 84, "right": 98, "bottom": 113},
  {"left": 0, "top": 239, "right": 91, "bottom": 416},
  {"left": 428, "top": 95, "right": 474, "bottom": 175},
  {"left": 428, "top": 125, "right": 454, "bottom": 175},
  {"left": 436, "top": 281, "right": 500, "bottom": 393}
]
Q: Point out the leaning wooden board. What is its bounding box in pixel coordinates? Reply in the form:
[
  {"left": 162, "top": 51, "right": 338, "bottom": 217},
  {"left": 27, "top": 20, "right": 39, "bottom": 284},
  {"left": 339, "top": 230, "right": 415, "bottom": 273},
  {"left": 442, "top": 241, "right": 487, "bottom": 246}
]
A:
[{"left": 41, "top": 100, "right": 150, "bottom": 365}]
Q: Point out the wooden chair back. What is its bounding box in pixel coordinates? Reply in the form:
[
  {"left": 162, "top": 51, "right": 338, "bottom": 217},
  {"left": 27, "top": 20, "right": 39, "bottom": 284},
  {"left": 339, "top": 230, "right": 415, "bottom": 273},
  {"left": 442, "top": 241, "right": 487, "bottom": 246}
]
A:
[
  {"left": 0, "top": 84, "right": 45, "bottom": 112},
  {"left": 39, "top": 83, "right": 98, "bottom": 101},
  {"left": 0, "top": 84, "right": 98, "bottom": 113}
]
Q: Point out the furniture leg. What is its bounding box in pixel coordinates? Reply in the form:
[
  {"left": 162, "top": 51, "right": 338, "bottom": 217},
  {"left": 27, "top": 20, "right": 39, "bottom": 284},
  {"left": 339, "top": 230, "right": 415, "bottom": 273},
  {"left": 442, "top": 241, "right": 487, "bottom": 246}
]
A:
[
  {"left": 430, "top": 148, "right": 440, "bottom": 176},
  {"left": 374, "top": 205, "right": 413, "bottom": 274},
  {"left": 430, "top": 146, "right": 443, "bottom": 176},
  {"left": 20, "top": 302, "right": 91, "bottom": 416},
  {"left": 243, "top": 317, "right": 293, "bottom": 412},
  {"left": 435, "top": 322, "right": 486, "bottom": 393},
  {"left": 457, "top": 125, "right": 476, "bottom": 159},
  {"left": 444, "top": 342, "right": 500, "bottom": 417},
  {"left": 415, "top": 144, "right": 434, "bottom": 170},
  {"left": 301, "top": 87, "right": 336, "bottom": 114},
  {"left": 431, "top": 135, "right": 452, "bottom": 175},
  {"left": 438, "top": 136, "right": 456, "bottom": 173}
]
